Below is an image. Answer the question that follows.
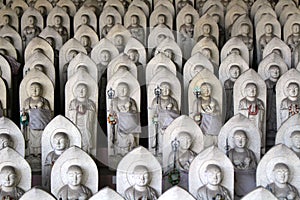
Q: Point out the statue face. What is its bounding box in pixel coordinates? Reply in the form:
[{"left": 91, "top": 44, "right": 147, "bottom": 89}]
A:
[
  {"left": 229, "top": 66, "right": 240, "bottom": 79},
  {"left": 68, "top": 50, "right": 78, "bottom": 61},
  {"left": 3, "top": 15, "right": 10, "bottom": 25},
  {"left": 157, "top": 15, "right": 166, "bottom": 24},
  {"left": 30, "top": 83, "right": 42, "bottom": 98},
  {"left": 274, "top": 165, "right": 289, "bottom": 184},
  {"left": 0, "top": 167, "right": 16, "bottom": 187},
  {"left": 268, "top": 66, "right": 280, "bottom": 79},
  {"left": 131, "top": 15, "right": 139, "bottom": 25},
  {"left": 203, "top": 24, "right": 211, "bottom": 34},
  {"left": 202, "top": 48, "right": 212, "bottom": 59},
  {"left": 100, "top": 50, "right": 111, "bottom": 62},
  {"left": 54, "top": 16, "right": 62, "bottom": 26},
  {"left": 114, "top": 35, "right": 124, "bottom": 46},
  {"left": 38, "top": 6, "right": 46, "bottom": 16},
  {"left": 200, "top": 84, "right": 211, "bottom": 97},
  {"left": 245, "top": 84, "right": 257, "bottom": 98},
  {"left": 117, "top": 83, "right": 129, "bottom": 97},
  {"left": 128, "top": 50, "right": 139, "bottom": 62},
  {"left": 206, "top": 165, "right": 222, "bottom": 185},
  {"left": 293, "top": 23, "right": 300, "bottom": 34},
  {"left": 81, "top": 15, "right": 89, "bottom": 24},
  {"left": 133, "top": 167, "right": 149, "bottom": 187},
  {"left": 156, "top": 34, "right": 167, "bottom": 44},
  {"left": 241, "top": 24, "right": 250, "bottom": 34},
  {"left": 161, "top": 83, "right": 170, "bottom": 96},
  {"left": 28, "top": 16, "right": 36, "bottom": 25},
  {"left": 184, "top": 14, "right": 192, "bottom": 24},
  {"left": 178, "top": 132, "right": 192, "bottom": 150},
  {"left": 287, "top": 83, "right": 299, "bottom": 98},
  {"left": 291, "top": 131, "right": 300, "bottom": 149},
  {"left": 67, "top": 167, "right": 82, "bottom": 186},
  {"left": 106, "top": 15, "right": 114, "bottom": 26},
  {"left": 265, "top": 24, "right": 273, "bottom": 34},
  {"left": 0, "top": 134, "right": 12, "bottom": 149},
  {"left": 164, "top": 49, "right": 173, "bottom": 60},
  {"left": 81, "top": 36, "right": 90, "bottom": 47},
  {"left": 233, "top": 131, "right": 247, "bottom": 148},
  {"left": 76, "top": 84, "right": 88, "bottom": 98},
  {"left": 53, "top": 133, "right": 68, "bottom": 151}
]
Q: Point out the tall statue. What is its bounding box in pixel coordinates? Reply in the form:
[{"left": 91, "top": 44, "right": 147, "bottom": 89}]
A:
[
  {"left": 43, "top": 132, "right": 69, "bottom": 190},
  {"left": 57, "top": 165, "right": 92, "bottom": 200},
  {"left": 151, "top": 82, "right": 179, "bottom": 155},
  {"left": 237, "top": 23, "right": 253, "bottom": 51},
  {"left": 80, "top": 35, "right": 92, "bottom": 55},
  {"left": 21, "top": 82, "right": 52, "bottom": 158},
  {"left": 101, "top": 15, "right": 115, "bottom": 38},
  {"left": 124, "top": 165, "right": 158, "bottom": 200},
  {"left": 51, "top": 15, "right": 68, "bottom": 43},
  {"left": 127, "top": 15, "right": 145, "bottom": 44},
  {"left": 114, "top": 34, "right": 125, "bottom": 53},
  {"left": 224, "top": 65, "right": 241, "bottom": 122},
  {"left": 196, "top": 164, "right": 232, "bottom": 200},
  {"left": 280, "top": 82, "right": 300, "bottom": 125},
  {"left": 22, "top": 15, "right": 41, "bottom": 47},
  {"left": 266, "top": 163, "right": 300, "bottom": 200},
  {"left": 228, "top": 130, "right": 257, "bottom": 198},
  {"left": 192, "top": 82, "right": 222, "bottom": 137},
  {"left": 238, "top": 83, "right": 264, "bottom": 131},
  {"left": 109, "top": 83, "right": 140, "bottom": 156},
  {"left": 197, "top": 24, "right": 217, "bottom": 45},
  {"left": 0, "top": 134, "right": 13, "bottom": 150},
  {"left": 287, "top": 23, "right": 300, "bottom": 52},
  {"left": 68, "top": 83, "right": 96, "bottom": 153},
  {"left": 265, "top": 65, "right": 280, "bottom": 148},
  {"left": 259, "top": 23, "right": 276, "bottom": 55},
  {"left": 290, "top": 131, "right": 300, "bottom": 158},
  {"left": 179, "top": 14, "right": 194, "bottom": 39},
  {"left": 0, "top": 166, "right": 24, "bottom": 200}
]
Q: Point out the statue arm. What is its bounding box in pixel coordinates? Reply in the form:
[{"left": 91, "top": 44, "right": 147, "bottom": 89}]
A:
[
  {"left": 280, "top": 99, "right": 289, "bottom": 123},
  {"left": 238, "top": 98, "right": 247, "bottom": 110},
  {"left": 130, "top": 98, "right": 138, "bottom": 113}
]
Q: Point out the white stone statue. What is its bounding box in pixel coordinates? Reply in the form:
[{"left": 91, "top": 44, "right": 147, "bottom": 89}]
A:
[{"left": 57, "top": 165, "right": 93, "bottom": 200}]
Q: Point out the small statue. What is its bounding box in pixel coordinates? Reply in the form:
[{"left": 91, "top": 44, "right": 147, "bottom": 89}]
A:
[
  {"left": 21, "top": 82, "right": 52, "bottom": 158},
  {"left": 154, "top": 14, "right": 170, "bottom": 29},
  {"left": 124, "top": 165, "right": 158, "bottom": 200},
  {"left": 238, "top": 83, "right": 264, "bottom": 131},
  {"left": 237, "top": 23, "right": 253, "bottom": 51},
  {"left": 127, "top": 15, "right": 145, "bottom": 44},
  {"left": 197, "top": 24, "right": 217, "bottom": 45},
  {"left": 0, "top": 166, "right": 25, "bottom": 200},
  {"left": 195, "top": 0, "right": 206, "bottom": 15},
  {"left": 114, "top": 34, "right": 125, "bottom": 53},
  {"left": 265, "top": 65, "right": 281, "bottom": 148},
  {"left": 177, "top": 0, "right": 193, "bottom": 12},
  {"left": 22, "top": 15, "right": 41, "bottom": 47},
  {"left": 192, "top": 82, "right": 222, "bottom": 136},
  {"left": 151, "top": 82, "right": 179, "bottom": 155},
  {"left": 287, "top": 23, "right": 300, "bottom": 52},
  {"left": 80, "top": 35, "right": 92, "bottom": 55},
  {"left": 290, "top": 131, "right": 300, "bottom": 158},
  {"left": 57, "top": 165, "right": 92, "bottom": 200},
  {"left": 110, "top": 83, "right": 140, "bottom": 156},
  {"left": 43, "top": 132, "right": 69, "bottom": 190},
  {"left": 68, "top": 83, "right": 96, "bottom": 153},
  {"left": 259, "top": 23, "right": 276, "bottom": 56},
  {"left": 196, "top": 164, "right": 232, "bottom": 200},
  {"left": 0, "top": 134, "right": 13, "bottom": 150},
  {"left": 0, "top": 15, "right": 13, "bottom": 30},
  {"left": 101, "top": 15, "right": 115, "bottom": 38},
  {"left": 280, "top": 82, "right": 300, "bottom": 125},
  {"left": 224, "top": 65, "right": 241, "bottom": 122},
  {"left": 51, "top": 15, "right": 68, "bottom": 43},
  {"left": 266, "top": 163, "right": 300, "bottom": 200},
  {"left": 179, "top": 14, "right": 194, "bottom": 39},
  {"left": 127, "top": 49, "right": 142, "bottom": 68}
]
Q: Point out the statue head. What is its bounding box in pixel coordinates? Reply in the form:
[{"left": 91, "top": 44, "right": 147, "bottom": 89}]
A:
[
  {"left": 117, "top": 82, "right": 129, "bottom": 97},
  {"left": 272, "top": 163, "right": 289, "bottom": 184},
  {"left": 67, "top": 50, "right": 78, "bottom": 61},
  {"left": 45, "top": 37, "right": 55, "bottom": 48},
  {"left": 177, "top": 132, "right": 192, "bottom": 150},
  {"left": 54, "top": 15, "right": 63, "bottom": 26},
  {"left": 106, "top": 15, "right": 114, "bottom": 26},
  {"left": 80, "top": 35, "right": 91, "bottom": 47},
  {"left": 233, "top": 130, "right": 248, "bottom": 148},
  {"left": 67, "top": 165, "right": 83, "bottom": 186},
  {"left": 0, "top": 134, "right": 13, "bottom": 150},
  {"left": 53, "top": 132, "right": 69, "bottom": 151},
  {"left": 228, "top": 65, "right": 240, "bottom": 80},
  {"left": 268, "top": 65, "right": 280, "bottom": 80},
  {"left": 292, "top": 23, "right": 300, "bottom": 34},
  {"left": 272, "top": 49, "right": 283, "bottom": 58},
  {"left": 200, "top": 82, "right": 212, "bottom": 97},
  {"left": 127, "top": 49, "right": 139, "bottom": 63},
  {"left": 130, "top": 15, "right": 139, "bottom": 26},
  {"left": 157, "top": 14, "right": 166, "bottom": 25},
  {"left": 205, "top": 164, "right": 222, "bottom": 186},
  {"left": 164, "top": 49, "right": 174, "bottom": 60},
  {"left": 75, "top": 83, "right": 88, "bottom": 99},
  {"left": 28, "top": 15, "right": 37, "bottom": 26},
  {"left": 201, "top": 48, "right": 212, "bottom": 59},
  {"left": 62, "top": 6, "right": 70, "bottom": 15},
  {"left": 184, "top": 14, "right": 193, "bottom": 24},
  {"left": 100, "top": 50, "right": 111, "bottom": 63},
  {"left": 30, "top": 82, "right": 43, "bottom": 98},
  {"left": 81, "top": 14, "right": 90, "bottom": 25},
  {"left": 264, "top": 23, "right": 273, "bottom": 34},
  {"left": 287, "top": 82, "right": 299, "bottom": 98},
  {"left": 241, "top": 23, "right": 250, "bottom": 35},
  {"left": 291, "top": 130, "right": 300, "bottom": 149},
  {"left": 245, "top": 83, "right": 257, "bottom": 98},
  {"left": 160, "top": 82, "right": 171, "bottom": 97},
  {"left": 0, "top": 166, "right": 17, "bottom": 188},
  {"left": 38, "top": 6, "right": 47, "bottom": 16},
  {"left": 132, "top": 165, "right": 150, "bottom": 187},
  {"left": 156, "top": 34, "right": 167, "bottom": 45},
  {"left": 203, "top": 24, "right": 212, "bottom": 34},
  {"left": 114, "top": 34, "right": 124, "bottom": 46},
  {"left": 33, "top": 64, "right": 44, "bottom": 73},
  {"left": 3, "top": 15, "right": 11, "bottom": 25},
  {"left": 229, "top": 48, "right": 241, "bottom": 56}
]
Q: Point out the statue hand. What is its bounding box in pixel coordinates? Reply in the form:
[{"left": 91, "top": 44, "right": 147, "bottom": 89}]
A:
[
  {"left": 78, "top": 193, "right": 88, "bottom": 200},
  {"left": 37, "top": 101, "right": 43, "bottom": 108},
  {"left": 244, "top": 157, "right": 250, "bottom": 167},
  {"left": 233, "top": 159, "right": 242, "bottom": 167},
  {"left": 287, "top": 191, "right": 296, "bottom": 200}
]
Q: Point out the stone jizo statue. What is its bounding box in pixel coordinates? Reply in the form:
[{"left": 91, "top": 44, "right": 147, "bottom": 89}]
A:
[
  {"left": 237, "top": 23, "right": 253, "bottom": 51},
  {"left": 124, "top": 165, "right": 158, "bottom": 200},
  {"left": 0, "top": 134, "right": 13, "bottom": 150},
  {"left": 57, "top": 165, "right": 92, "bottom": 200},
  {"left": 101, "top": 15, "right": 115, "bottom": 38},
  {"left": 22, "top": 15, "right": 41, "bottom": 47},
  {"left": 259, "top": 23, "right": 276, "bottom": 55},
  {"left": 114, "top": 34, "right": 125, "bottom": 53},
  {"left": 287, "top": 23, "right": 300, "bottom": 52},
  {"left": 196, "top": 164, "right": 231, "bottom": 200},
  {"left": 51, "top": 15, "right": 68, "bottom": 43},
  {"left": 127, "top": 15, "right": 145, "bottom": 44},
  {"left": 0, "top": 166, "right": 24, "bottom": 200},
  {"left": 266, "top": 163, "right": 300, "bottom": 200},
  {"left": 179, "top": 14, "right": 194, "bottom": 39},
  {"left": 198, "top": 24, "right": 217, "bottom": 45}
]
